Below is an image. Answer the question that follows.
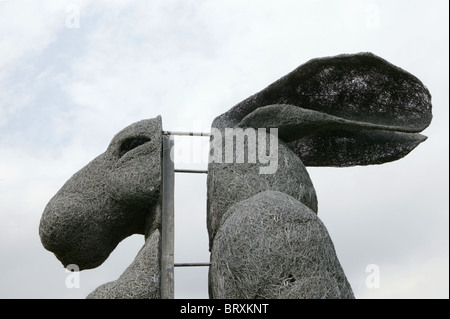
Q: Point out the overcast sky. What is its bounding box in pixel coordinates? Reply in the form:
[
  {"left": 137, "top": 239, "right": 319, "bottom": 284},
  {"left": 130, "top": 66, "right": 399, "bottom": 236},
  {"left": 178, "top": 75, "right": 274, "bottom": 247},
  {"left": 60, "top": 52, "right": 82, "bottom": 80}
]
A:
[{"left": 0, "top": 0, "right": 448, "bottom": 299}]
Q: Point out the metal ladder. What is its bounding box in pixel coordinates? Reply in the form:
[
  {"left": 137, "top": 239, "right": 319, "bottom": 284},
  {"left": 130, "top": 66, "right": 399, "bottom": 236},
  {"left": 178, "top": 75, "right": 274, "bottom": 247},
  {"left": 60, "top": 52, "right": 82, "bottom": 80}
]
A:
[{"left": 160, "top": 131, "right": 210, "bottom": 299}]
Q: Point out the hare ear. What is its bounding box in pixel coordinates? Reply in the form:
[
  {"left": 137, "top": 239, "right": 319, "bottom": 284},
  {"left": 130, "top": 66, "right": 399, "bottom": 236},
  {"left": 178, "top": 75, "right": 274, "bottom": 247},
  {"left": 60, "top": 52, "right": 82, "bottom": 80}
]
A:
[
  {"left": 237, "top": 104, "right": 428, "bottom": 166},
  {"left": 224, "top": 52, "right": 432, "bottom": 167},
  {"left": 289, "top": 128, "right": 427, "bottom": 167},
  {"left": 237, "top": 104, "right": 428, "bottom": 167}
]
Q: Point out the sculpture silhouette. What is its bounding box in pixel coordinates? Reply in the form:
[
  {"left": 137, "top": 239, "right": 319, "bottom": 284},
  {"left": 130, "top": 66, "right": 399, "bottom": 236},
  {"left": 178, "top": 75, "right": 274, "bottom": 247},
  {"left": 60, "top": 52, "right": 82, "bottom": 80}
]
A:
[{"left": 39, "top": 53, "right": 432, "bottom": 298}]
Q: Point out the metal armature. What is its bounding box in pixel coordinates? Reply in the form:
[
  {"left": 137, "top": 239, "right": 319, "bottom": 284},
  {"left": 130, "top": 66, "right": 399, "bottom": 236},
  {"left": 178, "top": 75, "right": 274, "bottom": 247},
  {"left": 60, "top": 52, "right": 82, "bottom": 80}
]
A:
[
  {"left": 160, "top": 131, "right": 210, "bottom": 299},
  {"left": 161, "top": 134, "right": 175, "bottom": 299}
]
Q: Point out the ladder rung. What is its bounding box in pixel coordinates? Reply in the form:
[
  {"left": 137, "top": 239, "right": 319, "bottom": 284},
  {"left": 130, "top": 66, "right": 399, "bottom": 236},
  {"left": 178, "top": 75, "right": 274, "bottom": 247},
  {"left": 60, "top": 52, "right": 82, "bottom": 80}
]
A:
[
  {"left": 174, "top": 169, "right": 208, "bottom": 174},
  {"left": 163, "top": 131, "right": 210, "bottom": 137},
  {"left": 174, "top": 262, "right": 211, "bottom": 268}
]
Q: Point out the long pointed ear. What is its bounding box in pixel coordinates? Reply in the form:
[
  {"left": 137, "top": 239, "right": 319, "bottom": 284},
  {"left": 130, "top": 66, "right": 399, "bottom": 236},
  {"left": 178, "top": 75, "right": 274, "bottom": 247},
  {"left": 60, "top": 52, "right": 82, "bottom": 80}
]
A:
[
  {"left": 218, "top": 52, "right": 432, "bottom": 167},
  {"left": 237, "top": 104, "right": 428, "bottom": 166}
]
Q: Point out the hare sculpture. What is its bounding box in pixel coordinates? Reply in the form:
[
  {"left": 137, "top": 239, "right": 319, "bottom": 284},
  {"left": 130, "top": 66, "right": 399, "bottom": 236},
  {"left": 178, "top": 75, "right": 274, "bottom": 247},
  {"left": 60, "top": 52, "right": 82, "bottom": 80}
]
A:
[{"left": 39, "top": 53, "right": 432, "bottom": 298}]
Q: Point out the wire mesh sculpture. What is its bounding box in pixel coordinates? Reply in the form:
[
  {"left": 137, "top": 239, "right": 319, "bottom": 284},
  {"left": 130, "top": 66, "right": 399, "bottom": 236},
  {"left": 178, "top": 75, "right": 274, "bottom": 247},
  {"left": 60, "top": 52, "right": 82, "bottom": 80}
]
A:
[{"left": 39, "top": 52, "right": 432, "bottom": 299}]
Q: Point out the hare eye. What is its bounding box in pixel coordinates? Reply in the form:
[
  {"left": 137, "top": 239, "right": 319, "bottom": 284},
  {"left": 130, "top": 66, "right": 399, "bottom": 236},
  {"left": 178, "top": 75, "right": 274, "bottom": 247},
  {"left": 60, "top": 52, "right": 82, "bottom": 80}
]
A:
[{"left": 118, "top": 136, "right": 151, "bottom": 158}]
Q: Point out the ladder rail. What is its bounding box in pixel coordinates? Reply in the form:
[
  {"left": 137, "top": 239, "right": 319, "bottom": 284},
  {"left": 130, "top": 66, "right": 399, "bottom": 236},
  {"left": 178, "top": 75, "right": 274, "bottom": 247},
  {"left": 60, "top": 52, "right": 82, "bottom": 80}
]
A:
[
  {"left": 160, "top": 135, "right": 175, "bottom": 299},
  {"left": 160, "top": 131, "right": 211, "bottom": 299}
]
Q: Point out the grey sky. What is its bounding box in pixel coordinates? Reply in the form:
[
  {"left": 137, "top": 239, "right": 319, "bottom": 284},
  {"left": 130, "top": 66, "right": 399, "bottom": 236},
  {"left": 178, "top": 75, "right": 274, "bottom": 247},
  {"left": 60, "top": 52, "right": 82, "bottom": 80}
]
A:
[{"left": 0, "top": 0, "right": 448, "bottom": 298}]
